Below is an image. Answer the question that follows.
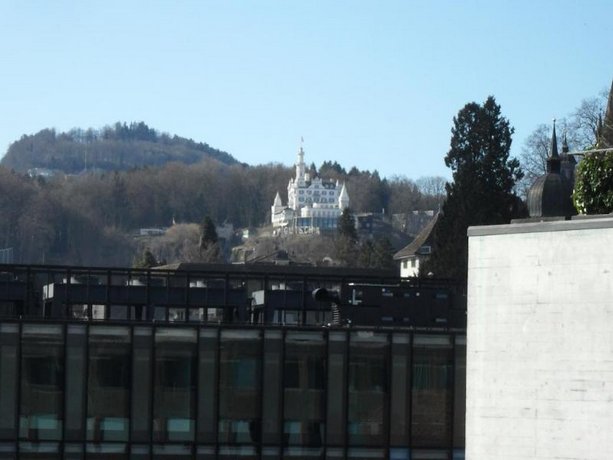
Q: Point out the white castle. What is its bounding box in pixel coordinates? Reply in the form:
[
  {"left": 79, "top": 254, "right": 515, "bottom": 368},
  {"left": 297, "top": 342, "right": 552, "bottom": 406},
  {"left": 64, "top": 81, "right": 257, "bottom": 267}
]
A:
[{"left": 271, "top": 143, "right": 349, "bottom": 233}]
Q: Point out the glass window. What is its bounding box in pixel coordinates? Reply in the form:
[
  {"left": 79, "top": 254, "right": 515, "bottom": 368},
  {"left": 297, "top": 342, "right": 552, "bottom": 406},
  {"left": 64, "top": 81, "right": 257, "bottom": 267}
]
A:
[
  {"left": 0, "top": 324, "right": 19, "bottom": 439},
  {"left": 454, "top": 336, "right": 466, "bottom": 449},
  {"left": 412, "top": 335, "right": 453, "bottom": 448},
  {"left": 153, "top": 328, "right": 197, "bottom": 442},
  {"left": 152, "top": 444, "right": 192, "bottom": 459},
  {"left": 284, "top": 331, "right": 326, "bottom": 447},
  {"left": 131, "top": 327, "right": 152, "bottom": 443},
  {"left": 65, "top": 325, "right": 86, "bottom": 441},
  {"left": 19, "top": 325, "right": 64, "bottom": 441},
  {"left": 197, "top": 328, "right": 218, "bottom": 443},
  {"left": 262, "top": 330, "right": 282, "bottom": 445},
  {"left": 283, "top": 446, "right": 323, "bottom": 460},
  {"left": 347, "top": 448, "right": 385, "bottom": 459},
  {"left": 389, "top": 448, "right": 410, "bottom": 460},
  {"left": 326, "top": 331, "right": 347, "bottom": 446},
  {"left": 348, "top": 331, "right": 389, "bottom": 446},
  {"left": 411, "top": 450, "right": 449, "bottom": 459},
  {"left": 18, "top": 441, "right": 60, "bottom": 460},
  {"left": 85, "top": 443, "right": 128, "bottom": 460},
  {"left": 390, "top": 333, "right": 411, "bottom": 446},
  {"left": 218, "top": 446, "right": 258, "bottom": 460},
  {"left": 87, "top": 326, "right": 131, "bottom": 442},
  {"left": 218, "top": 330, "right": 261, "bottom": 445}
]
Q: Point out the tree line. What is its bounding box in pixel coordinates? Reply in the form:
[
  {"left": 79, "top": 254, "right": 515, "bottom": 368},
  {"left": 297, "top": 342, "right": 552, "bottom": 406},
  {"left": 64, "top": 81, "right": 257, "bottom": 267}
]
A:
[
  {"left": 0, "top": 154, "right": 445, "bottom": 266},
  {"left": 1, "top": 122, "right": 239, "bottom": 173}
]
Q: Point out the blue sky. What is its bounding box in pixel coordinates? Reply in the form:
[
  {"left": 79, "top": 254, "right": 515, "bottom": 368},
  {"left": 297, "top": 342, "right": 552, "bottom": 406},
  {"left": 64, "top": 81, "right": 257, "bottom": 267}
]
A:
[{"left": 0, "top": 0, "right": 611, "bottom": 179}]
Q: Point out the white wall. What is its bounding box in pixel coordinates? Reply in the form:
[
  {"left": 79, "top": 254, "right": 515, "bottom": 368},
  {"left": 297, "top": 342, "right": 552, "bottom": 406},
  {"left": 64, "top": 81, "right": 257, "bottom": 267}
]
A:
[
  {"left": 466, "top": 217, "right": 613, "bottom": 460},
  {"left": 399, "top": 257, "right": 419, "bottom": 278}
]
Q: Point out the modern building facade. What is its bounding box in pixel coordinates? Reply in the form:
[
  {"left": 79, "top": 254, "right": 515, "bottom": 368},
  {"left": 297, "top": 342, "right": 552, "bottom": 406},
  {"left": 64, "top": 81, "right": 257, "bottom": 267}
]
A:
[
  {"left": 0, "top": 264, "right": 466, "bottom": 460},
  {"left": 0, "top": 321, "right": 466, "bottom": 460}
]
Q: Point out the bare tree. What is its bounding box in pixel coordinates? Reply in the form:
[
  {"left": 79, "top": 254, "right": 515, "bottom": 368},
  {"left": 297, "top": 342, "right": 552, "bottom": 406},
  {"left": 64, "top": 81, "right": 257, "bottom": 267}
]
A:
[
  {"left": 518, "top": 88, "right": 608, "bottom": 196},
  {"left": 416, "top": 176, "right": 447, "bottom": 198},
  {"left": 569, "top": 90, "right": 608, "bottom": 149}
]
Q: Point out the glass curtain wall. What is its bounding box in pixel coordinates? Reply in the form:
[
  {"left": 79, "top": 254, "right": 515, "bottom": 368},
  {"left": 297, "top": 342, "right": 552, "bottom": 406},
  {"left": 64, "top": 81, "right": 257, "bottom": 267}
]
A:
[
  {"left": 347, "top": 331, "right": 389, "bottom": 447},
  {"left": 283, "top": 331, "right": 326, "bottom": 449},
  {"left": 19, "top": 324, "right": 64, "bottom": 441},
  {"left": 411, "top": 335, "right": 453, "bottom": 448},
  {"left": 218, "top": 330, "right": 261, "bottom": 445},
  {"left": 86, "top": 326, "right": 131, "bottom": 442},
  {"left": 153, "top": 328, "right": 197, "bottom": 442},
  {"left": 0, "top": 322, "right": 466, "bottom": 459}
]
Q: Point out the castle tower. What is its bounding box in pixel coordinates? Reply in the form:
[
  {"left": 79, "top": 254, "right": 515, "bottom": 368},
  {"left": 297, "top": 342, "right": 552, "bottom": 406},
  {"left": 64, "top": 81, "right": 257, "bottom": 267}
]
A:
[
  {"left": 338, "top": 183, "right": 350, "bottom": 210},
  {"left": 295, "top": 142, "right": 306, "bottom": 184}
]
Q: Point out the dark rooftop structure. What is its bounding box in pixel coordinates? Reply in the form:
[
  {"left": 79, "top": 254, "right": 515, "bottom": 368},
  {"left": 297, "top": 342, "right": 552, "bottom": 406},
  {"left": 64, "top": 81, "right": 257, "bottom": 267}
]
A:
[
  {"left": 527, "top": 121, "right": 575, "bottom": 219},
  {"left": 0, "top": 263, "right": 467, "bottom": 459}
]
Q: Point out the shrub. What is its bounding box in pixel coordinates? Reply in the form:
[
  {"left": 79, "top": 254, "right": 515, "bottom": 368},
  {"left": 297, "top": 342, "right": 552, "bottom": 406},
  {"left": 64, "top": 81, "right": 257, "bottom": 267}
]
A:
[{"left": 573, "top": 151, "right": 613, "bottom": 214}]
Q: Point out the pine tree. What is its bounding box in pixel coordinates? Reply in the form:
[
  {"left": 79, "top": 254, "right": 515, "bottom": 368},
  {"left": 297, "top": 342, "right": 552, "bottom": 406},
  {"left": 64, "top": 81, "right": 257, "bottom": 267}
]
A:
[
  {"left": 133, "top": 248, "right": 157, "bottom": 268},
  {"left": 199, "top": 216, "right": 222, "bottom": 262},
  {"left": 199, "top": 216, "right": 218, "bottom": 249},
  {"left": 423, "top": 96, "right": 526, "bottom": 280},
  {"left": 335, "top": 208, "right": 358, "bottom": 266},
  {"left": 337, "top": 208, "right": 357, "bottom": 241}
]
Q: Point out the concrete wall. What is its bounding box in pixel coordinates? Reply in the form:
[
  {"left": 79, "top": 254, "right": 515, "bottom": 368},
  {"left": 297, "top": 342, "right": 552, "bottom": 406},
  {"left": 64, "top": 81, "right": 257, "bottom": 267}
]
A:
[{"left": 466, "top": 217, "right": 613, "bottom": 460}]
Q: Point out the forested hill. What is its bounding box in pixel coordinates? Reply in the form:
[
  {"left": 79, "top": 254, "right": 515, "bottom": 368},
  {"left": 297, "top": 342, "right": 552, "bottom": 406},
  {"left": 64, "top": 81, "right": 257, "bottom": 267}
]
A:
[{"left": 1, "top": 122, "right": 239, "bottom": 173}]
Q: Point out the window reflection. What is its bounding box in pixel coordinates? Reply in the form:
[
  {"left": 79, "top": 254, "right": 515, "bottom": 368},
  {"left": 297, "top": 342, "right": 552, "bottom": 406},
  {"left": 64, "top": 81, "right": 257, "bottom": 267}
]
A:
[
  {"left": 347, "top": 331, "right": 388, "bottom": 446},
  {"left": 218, "top": 330, "right": 261, "bottom": 444},
  {"left": 20, "top": 325, "right": 64, "bottom": 441},
  {"left": 412, "top": 335, "right": 453, "bottom": 448},
  {"left": 153, "top": 328, "right": 197, "bottom": 442},
  {"left": 453, "top": 337, "right": 466, "bottom": 449},
  {"left": 284, "top": 331, "right": 326, "bottom": 446},
  {"left": 87, "top": 326, "right": 131, "bottom": 442}
]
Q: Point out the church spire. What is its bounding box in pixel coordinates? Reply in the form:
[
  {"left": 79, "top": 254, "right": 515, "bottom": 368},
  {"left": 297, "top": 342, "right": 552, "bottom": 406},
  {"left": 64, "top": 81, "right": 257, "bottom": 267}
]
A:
[
  {"left": 550, "top": 119, "right": 559, "bottom": 158},
  {"left": 547, "top": 120, "right": 561, "bottom": 174}
]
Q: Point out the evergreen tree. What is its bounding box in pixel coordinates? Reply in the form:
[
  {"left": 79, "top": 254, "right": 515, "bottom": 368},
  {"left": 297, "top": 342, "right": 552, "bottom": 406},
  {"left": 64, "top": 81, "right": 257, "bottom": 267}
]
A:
[
  {"left": 371, "top": 237, "right": 395, "bottom": 270},
  {"left": 423, "top": 96, "right": 525, "bottom": 280},
  {"left": 357, "top": 237, "right": 395, "bottom": 270},
  {"left": 337, "top": 208, "right": 357, "bottom": 241},
  {"left": 199, "top": 216, "right": 218, "bottom": 249},
  {"left": 335, "top": 208, "right": 358, "bottom": 266},
  {"left": 133, "top": 248, "right": 157, "bottom": 268},
  {"left": 199, "top": 216, "right": 222, "bottom": 262}
]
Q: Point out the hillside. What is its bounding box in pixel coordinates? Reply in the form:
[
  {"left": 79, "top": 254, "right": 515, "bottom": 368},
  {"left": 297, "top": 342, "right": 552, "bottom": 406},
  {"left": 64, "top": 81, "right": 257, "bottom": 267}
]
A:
[{"left": 1, "top": 122, "right": 239, "bottom": 173}]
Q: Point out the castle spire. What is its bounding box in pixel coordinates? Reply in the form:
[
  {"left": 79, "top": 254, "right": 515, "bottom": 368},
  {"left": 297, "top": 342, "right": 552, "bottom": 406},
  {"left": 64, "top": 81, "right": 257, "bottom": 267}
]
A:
[
  {"left": 338, "top": 182, "right": 350, "bottom": 209},
  {"left": 273, "top": 191, "right": 282, "bottom": 207},
  {"left": 296, "top": 138, "right": 306, "bottom": 181}
]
